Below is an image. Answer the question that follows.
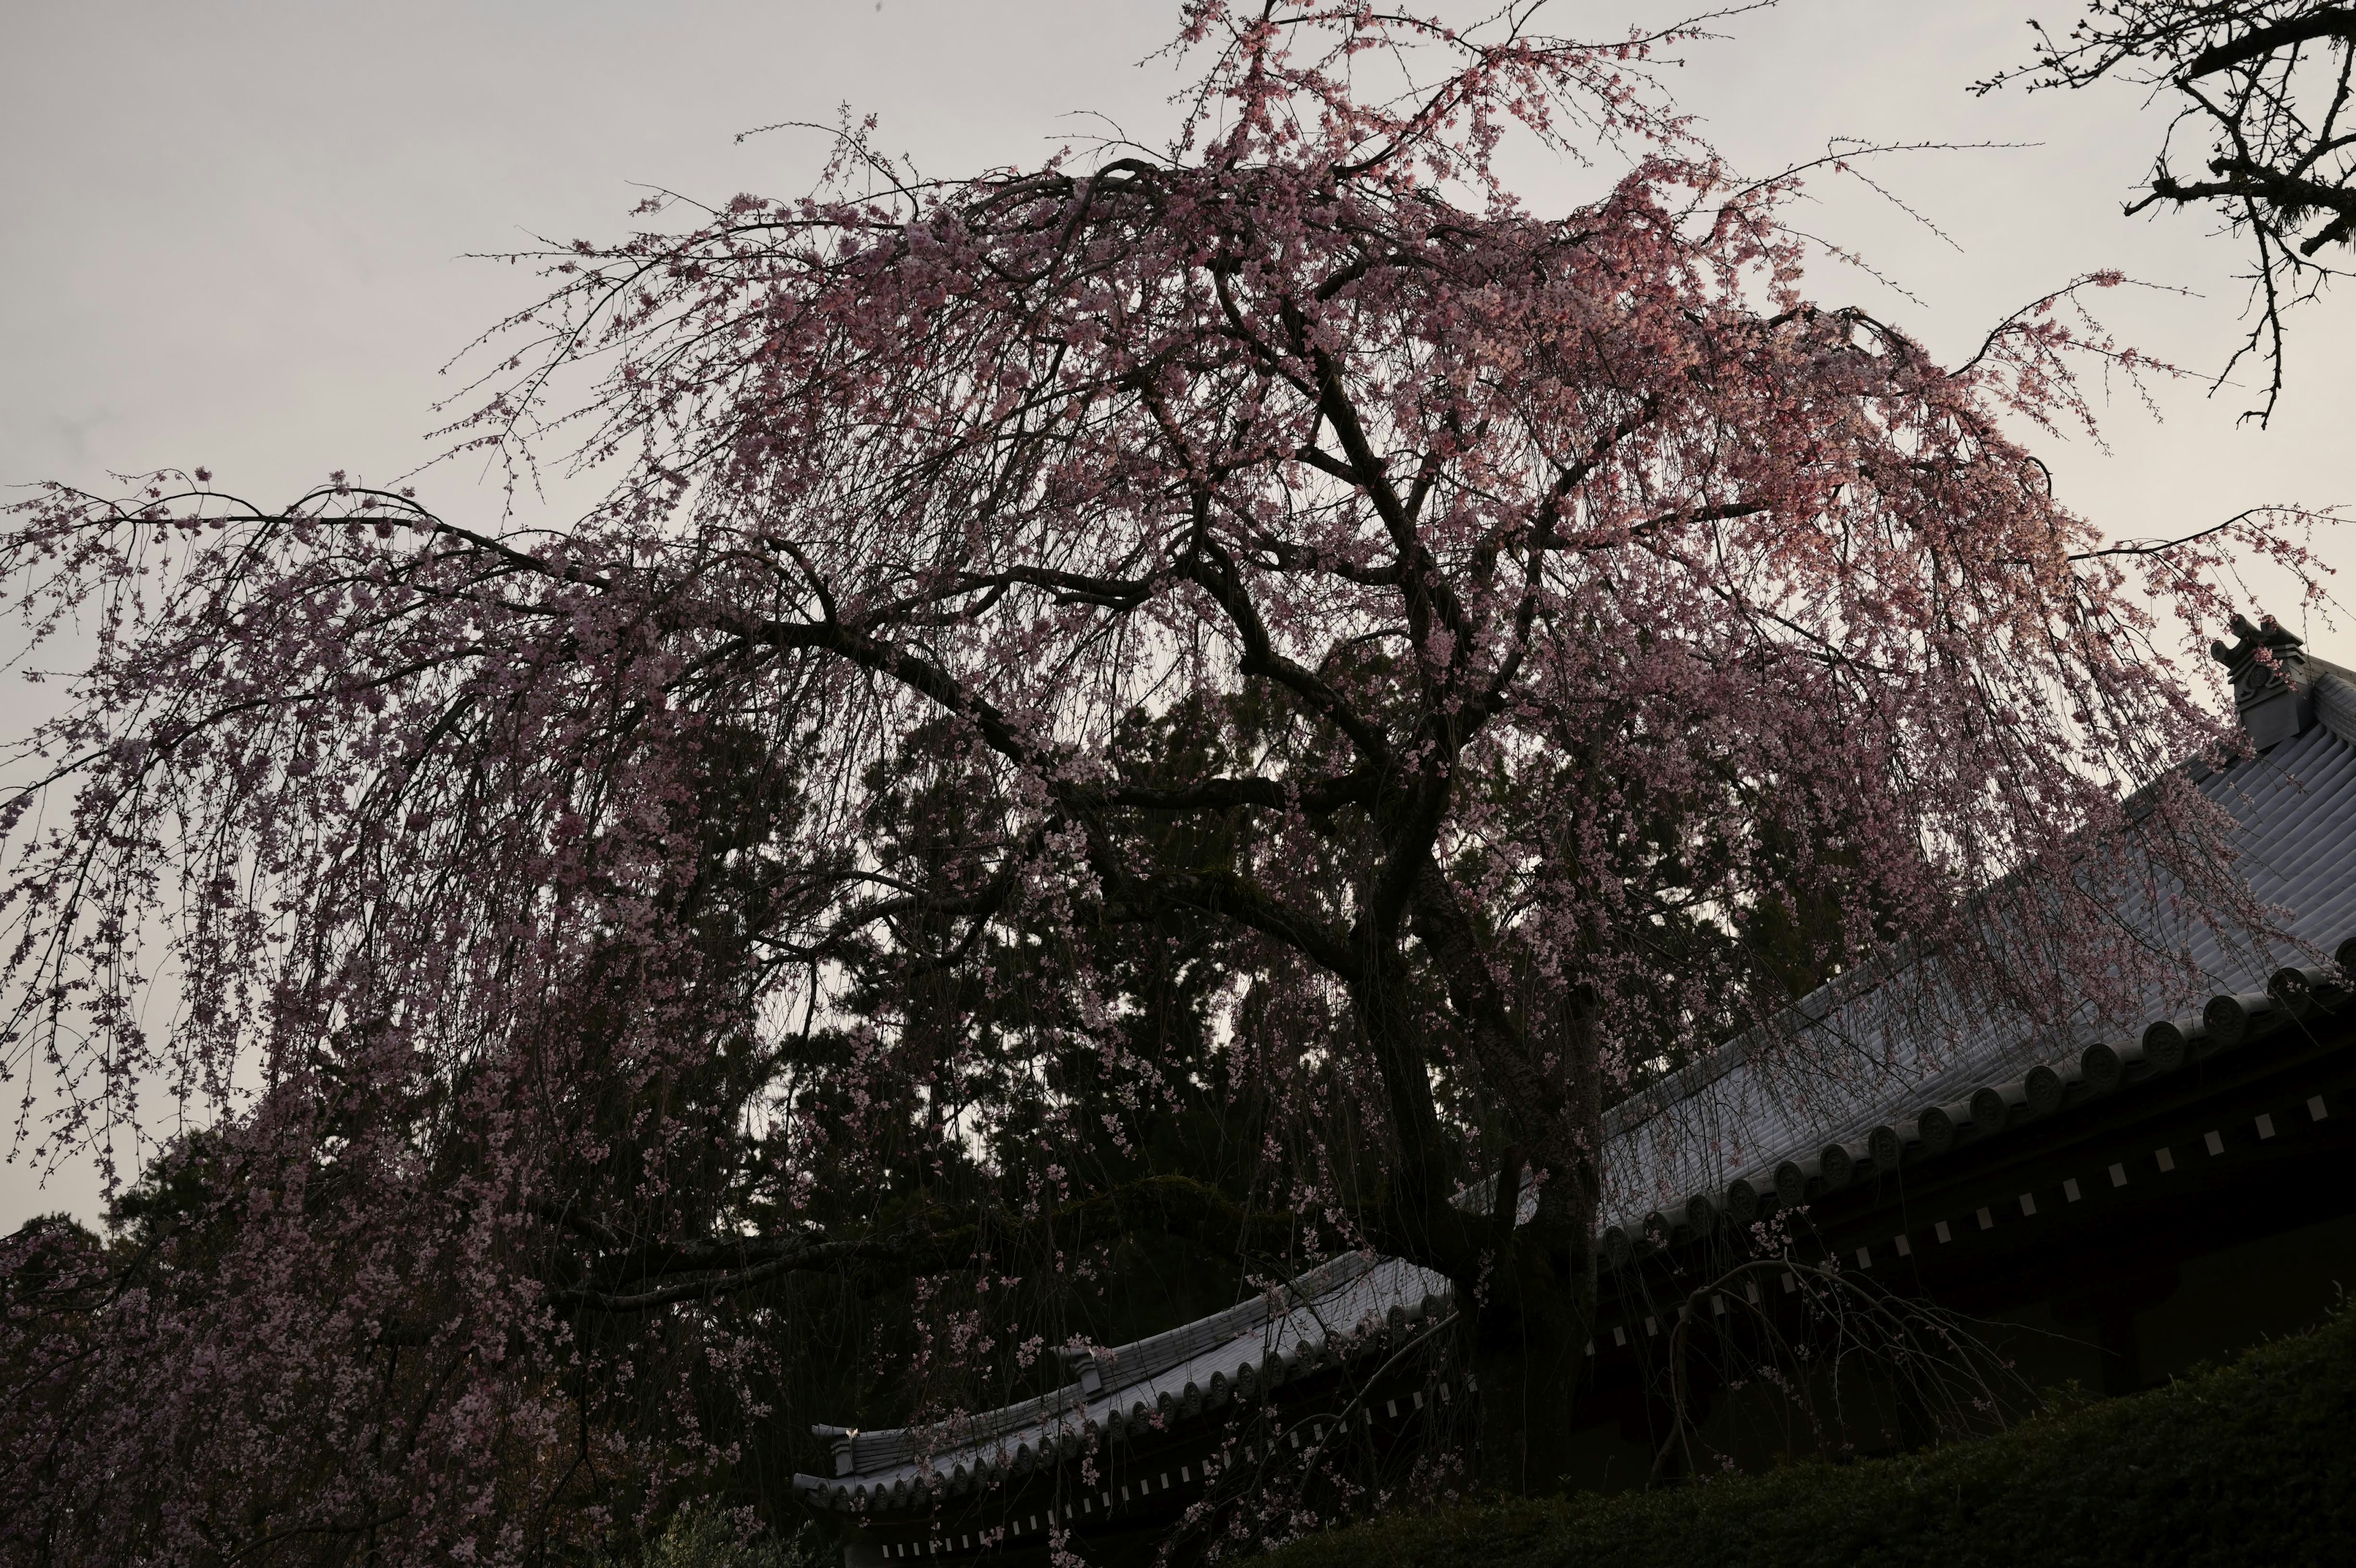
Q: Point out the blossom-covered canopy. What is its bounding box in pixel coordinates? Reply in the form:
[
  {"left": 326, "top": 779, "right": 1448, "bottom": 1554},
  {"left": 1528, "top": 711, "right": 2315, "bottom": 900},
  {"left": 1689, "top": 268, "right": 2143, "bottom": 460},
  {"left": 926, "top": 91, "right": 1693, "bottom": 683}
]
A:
[{"left": 0, "top": 5, "right": 2313, "bottom": 1561}]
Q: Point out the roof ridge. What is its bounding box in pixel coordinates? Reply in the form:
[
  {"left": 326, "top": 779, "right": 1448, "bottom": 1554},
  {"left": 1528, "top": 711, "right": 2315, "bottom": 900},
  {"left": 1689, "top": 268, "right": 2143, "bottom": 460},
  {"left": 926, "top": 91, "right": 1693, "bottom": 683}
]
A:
[
  {"left": 822, "top": 1250, "right": 1383, "bottom": 1473},
  {"left": 2311, "top": 666, "right": 2356, "bottom": 745}
]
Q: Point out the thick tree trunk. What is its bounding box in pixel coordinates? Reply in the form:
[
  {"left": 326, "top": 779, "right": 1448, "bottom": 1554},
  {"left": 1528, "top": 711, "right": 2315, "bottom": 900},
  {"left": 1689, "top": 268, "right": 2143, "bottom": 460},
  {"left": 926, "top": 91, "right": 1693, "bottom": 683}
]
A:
[
  {"left": 1472, "top": 1222, "right": 1598, "bottom": 1493},
  {"left": 1361, "top": 848, "right": 1612, "bottom": 1493},
  {"left": 1473, "top": 989, "right": 1606, "bottom": 1493}
]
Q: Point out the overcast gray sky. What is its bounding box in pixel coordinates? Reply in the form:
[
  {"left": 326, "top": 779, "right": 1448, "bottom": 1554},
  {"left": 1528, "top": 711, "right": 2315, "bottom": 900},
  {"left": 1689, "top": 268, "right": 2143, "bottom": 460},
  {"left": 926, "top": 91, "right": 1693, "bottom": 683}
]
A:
[{"left": 3, "top": 0, "right": 2350, "bottom": 1227}]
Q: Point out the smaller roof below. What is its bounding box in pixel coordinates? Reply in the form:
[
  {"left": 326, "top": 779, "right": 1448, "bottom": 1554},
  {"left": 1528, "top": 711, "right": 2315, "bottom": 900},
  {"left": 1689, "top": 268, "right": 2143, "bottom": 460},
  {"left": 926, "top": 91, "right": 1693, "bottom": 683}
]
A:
[{"left": 796, "top": 1250, "right": 1451, "bottom": 1508}]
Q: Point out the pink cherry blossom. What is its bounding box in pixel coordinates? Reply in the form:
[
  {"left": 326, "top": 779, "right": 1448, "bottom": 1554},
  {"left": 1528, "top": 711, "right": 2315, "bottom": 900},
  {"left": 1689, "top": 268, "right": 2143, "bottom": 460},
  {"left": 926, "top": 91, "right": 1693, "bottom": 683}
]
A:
[{"left": 0, "top": 6, "right": 2330, "bottom": 1562}]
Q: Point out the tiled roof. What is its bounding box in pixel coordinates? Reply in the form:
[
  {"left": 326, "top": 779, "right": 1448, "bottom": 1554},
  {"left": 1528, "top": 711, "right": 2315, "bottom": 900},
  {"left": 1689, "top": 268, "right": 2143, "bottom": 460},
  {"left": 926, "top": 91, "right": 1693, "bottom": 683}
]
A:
[
  {"left": 795, "top": 1251, "right": 1452, "bottom": 1511},
  {"left": 1597, "top": 668, "right": 2356, "bottom": 1248}
]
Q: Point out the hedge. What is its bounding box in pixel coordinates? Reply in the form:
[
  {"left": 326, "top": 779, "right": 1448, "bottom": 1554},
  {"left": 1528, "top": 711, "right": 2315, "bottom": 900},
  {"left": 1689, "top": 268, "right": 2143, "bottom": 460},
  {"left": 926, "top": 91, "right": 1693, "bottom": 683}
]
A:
[{"left": 1264, "top": 1302, "right": 2356, "bottom": 1568}]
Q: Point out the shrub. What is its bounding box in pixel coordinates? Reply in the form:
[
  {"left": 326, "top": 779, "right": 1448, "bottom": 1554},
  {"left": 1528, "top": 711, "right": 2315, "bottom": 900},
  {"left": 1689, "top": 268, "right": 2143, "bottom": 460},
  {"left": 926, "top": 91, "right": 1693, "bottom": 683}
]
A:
[
  {"left": 610, "top": 1505, "right": 831, "bottom": 1568},
  {"left": 1265, "top": 1304, "right": 2356, "bottom": 1568}
]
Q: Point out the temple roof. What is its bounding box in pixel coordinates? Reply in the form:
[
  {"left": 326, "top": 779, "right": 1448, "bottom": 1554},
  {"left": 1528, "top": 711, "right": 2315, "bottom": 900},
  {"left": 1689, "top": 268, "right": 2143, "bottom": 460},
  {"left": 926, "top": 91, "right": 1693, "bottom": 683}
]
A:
[
  {"left": 1597, "top": 657, "right": 2356, "bottom": 1246},
  {"left": 795, "top": 1250, "right": 1452, "bottom": 1512}
]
